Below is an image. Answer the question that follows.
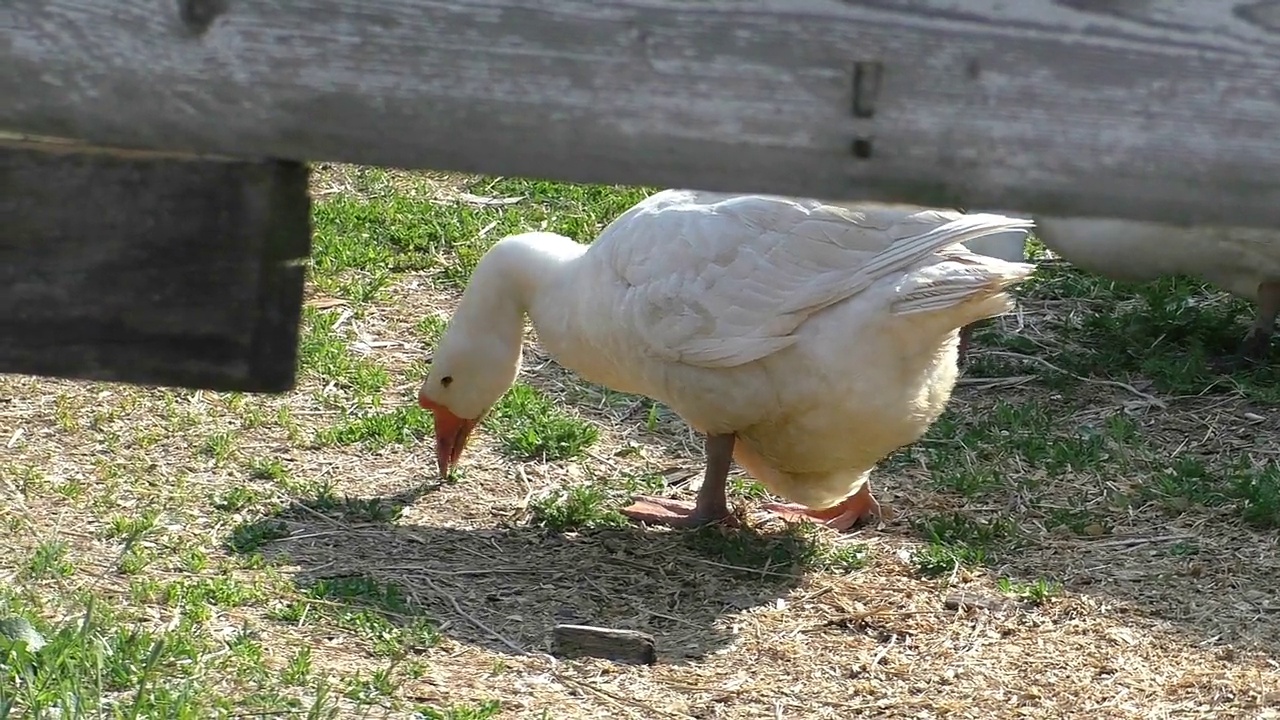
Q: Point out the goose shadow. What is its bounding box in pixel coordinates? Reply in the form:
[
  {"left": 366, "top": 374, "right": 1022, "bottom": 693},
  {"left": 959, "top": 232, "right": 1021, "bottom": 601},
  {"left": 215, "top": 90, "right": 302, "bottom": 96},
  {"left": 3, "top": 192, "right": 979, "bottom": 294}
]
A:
[{"left": 224, "top": 484, "right": 807, "bottom": 664}]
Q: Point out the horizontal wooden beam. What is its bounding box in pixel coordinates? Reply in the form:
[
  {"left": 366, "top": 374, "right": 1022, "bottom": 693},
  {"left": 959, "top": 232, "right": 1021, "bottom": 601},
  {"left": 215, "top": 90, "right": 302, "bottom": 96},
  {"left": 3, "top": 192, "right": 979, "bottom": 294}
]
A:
[
  {"left": 4, "top": 1, "right": 1280, "bottom": 229},
  {"left": 0, "top": 138, "right": 311, "bottom": 392}
]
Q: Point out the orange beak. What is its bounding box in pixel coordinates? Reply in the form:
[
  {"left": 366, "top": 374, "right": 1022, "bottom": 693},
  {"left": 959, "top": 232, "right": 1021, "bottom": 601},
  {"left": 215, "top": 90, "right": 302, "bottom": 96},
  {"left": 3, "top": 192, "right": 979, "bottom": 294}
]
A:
[{"left": 418, "top": 392, "right": 477, "bottom": 478}]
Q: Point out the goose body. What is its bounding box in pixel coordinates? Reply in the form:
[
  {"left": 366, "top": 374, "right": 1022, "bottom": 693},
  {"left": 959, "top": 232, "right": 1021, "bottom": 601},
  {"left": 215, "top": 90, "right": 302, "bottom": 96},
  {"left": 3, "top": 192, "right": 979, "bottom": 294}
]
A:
[
  {"left": 418, "top": 190, "right": 1035, "bottom": 529},
  {"left": 1034, "top": 216, "right": 1280, "bottom": 357}
]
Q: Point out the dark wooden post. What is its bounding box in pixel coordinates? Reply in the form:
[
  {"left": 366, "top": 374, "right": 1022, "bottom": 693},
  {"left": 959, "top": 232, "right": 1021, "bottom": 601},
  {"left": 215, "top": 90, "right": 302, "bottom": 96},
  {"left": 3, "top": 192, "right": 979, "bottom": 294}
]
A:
[{"left": 0, "top": 136, "right": 311, "bottom": 392}]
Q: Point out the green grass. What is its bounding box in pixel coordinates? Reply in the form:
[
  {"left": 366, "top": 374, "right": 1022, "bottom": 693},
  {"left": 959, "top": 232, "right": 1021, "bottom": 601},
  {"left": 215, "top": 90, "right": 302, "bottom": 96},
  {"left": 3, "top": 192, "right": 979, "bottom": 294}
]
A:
[
  {"left": 24, "top": 540, "right": 75, "bottom": 580},
  {"left": 528, "top": 483, "right": 629, "bottom": 531},
  {"left": 996, "top": 576, "right": 1063, "bottom": 605},
  {"left": 201, "top": 430, "right": 238, "bottom": 465},
  {"left": 310, "top": 170, "right": 652, "bottom": 292},
  {"left": 415, "top": 314, "right": 449, "bottom": 345},
  {"left": 271, "top": 576, "right": 440, "bottom": 657},
  {"left": 5, "top": 168, "right": 1280, "bottom": 716},
  {"left": 909, "top": 512, "right": 1022, "bottom": 577},
  {"left": 298, "top": 307, "right": 390, "bottom": 398},
  {"left": 315, "top": 406, "right": 435, "bottom": 450},
  {"left": 296, "top": 487, "right": 406, "bottom": 524},
  {"left": 0, "top": 589, "right": 344, "bottom": 718},
  {"left": 1015, "top": 242, "right": 1280, "bottom": 403},
  {"left": 416, "top": 700, "right": 502, "bottom": 720},
  {"left": 680, "top": 523, "right": 872, "bottom": 574},
  {"left": 486, "top": 383, "right": 599, "bottom": 462}
]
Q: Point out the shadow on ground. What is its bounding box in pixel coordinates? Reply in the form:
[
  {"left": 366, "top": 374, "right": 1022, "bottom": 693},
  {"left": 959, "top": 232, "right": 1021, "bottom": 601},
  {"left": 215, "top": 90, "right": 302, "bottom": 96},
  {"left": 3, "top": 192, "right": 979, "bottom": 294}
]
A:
[{"left": 225, "top": 483, "right": 805, "bottom": 664}]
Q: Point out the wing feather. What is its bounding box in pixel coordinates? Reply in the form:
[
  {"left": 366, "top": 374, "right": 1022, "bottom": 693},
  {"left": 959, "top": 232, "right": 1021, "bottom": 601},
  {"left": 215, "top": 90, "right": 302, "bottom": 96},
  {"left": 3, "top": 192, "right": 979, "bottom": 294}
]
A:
[{"left": 596, "top": 190, "right": 1032, "bottom": 368}]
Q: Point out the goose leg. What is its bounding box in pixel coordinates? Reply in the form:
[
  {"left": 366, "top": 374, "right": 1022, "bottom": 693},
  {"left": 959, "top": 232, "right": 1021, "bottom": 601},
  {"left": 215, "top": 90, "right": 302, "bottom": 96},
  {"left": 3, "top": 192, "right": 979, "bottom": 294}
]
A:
[
  {"left": 760, "top": 481, "right": 883, "bottom": 532},
  {"left": 621, "top": 433, "right": 737, "bottom": 528},
  {"left": 1240, "top": 281, "right": 1280, "bottom": 360}
]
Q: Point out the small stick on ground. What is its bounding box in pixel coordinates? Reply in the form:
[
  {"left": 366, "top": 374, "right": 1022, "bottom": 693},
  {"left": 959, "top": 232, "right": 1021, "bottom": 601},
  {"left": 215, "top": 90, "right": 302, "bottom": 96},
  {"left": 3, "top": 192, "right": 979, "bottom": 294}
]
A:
[{"left": 944, "top": 592, "right": 1018, "bottom": 613}]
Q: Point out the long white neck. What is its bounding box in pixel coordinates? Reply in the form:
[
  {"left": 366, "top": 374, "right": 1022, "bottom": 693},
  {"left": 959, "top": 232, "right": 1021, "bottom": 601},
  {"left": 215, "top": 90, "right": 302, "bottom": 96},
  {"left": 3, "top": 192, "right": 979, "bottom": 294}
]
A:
[{"left": 450, "top": 231, "right": 587, "bottom": 356}]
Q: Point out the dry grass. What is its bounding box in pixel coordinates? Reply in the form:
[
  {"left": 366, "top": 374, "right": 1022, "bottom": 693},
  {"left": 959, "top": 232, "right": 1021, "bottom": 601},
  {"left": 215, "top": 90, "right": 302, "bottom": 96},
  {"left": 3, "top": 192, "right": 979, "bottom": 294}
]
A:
[{"left": 2, "top": 165, "right": 1280, "bottom": 719}]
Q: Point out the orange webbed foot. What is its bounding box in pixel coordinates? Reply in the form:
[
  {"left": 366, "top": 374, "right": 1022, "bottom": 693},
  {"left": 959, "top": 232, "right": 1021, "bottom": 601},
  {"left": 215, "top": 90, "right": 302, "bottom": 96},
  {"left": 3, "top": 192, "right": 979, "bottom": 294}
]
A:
[
  {"left": 621, "top": 496, "right": 738, "bottom": 529},
  {"left": 760, "top": 485, "right": 885, "bottom": 532}
]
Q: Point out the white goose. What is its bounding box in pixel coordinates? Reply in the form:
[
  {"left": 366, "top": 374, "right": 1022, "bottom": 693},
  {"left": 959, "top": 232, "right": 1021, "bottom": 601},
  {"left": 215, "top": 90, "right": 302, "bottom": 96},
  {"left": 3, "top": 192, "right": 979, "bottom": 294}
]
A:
[
  {"left": 1034, "top": 216, "right": 1280, "bottom": 358},
  {"left": 417, "top": 190, "right": 1034, "bottom": 530}
]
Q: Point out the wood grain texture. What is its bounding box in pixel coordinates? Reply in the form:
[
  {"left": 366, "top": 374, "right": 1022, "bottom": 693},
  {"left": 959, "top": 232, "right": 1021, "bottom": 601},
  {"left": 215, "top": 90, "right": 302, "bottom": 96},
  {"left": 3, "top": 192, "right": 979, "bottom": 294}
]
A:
[
  {"left": 551, "top": 624, "right": 658, "bottom": 665},
  {"left": 0, "top": 138, "right": 311, "bottom": 392},
  {"left": 5, "top": 0, "right": 1280, "bottom": 227}
]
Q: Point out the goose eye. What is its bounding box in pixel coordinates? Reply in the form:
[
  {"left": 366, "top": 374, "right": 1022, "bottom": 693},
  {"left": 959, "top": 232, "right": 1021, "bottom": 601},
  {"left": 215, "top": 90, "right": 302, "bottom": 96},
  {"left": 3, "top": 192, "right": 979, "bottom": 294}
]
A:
[{"left": 441, "top": 376, "right": 453, "bottom": 387}]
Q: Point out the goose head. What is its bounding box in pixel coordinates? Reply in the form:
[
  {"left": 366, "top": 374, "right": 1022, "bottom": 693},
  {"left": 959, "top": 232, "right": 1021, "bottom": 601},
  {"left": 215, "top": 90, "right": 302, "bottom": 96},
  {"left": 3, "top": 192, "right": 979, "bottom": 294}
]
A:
[
  {"left": 417, "top": 318, "right": 523, "bottom": 477},
  {"left": 415, "top": 232, "right": 585, "bottom": 477}
]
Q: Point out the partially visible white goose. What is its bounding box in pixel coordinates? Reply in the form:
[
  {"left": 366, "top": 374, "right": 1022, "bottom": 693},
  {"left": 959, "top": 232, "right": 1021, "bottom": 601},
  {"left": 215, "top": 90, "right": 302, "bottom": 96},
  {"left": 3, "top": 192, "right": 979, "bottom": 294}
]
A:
[
  {"left": 1034, "top": 216, "right": 1280, "bottom": 358},
  {"left": 417, "top": 190, "right": 1034, "bottom": 530}
]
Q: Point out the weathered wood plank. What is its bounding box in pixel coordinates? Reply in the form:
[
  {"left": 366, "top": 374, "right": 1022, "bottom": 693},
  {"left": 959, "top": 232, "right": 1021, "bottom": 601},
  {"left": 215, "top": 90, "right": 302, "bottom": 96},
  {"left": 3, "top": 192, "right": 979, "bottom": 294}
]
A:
[
  {"left": 0, "top": 137, "right": 311, "bottom": 392},
  {"left": 4, "top": 1, "right": 1280, "bottom": 228},
  {"left": 551, "top": 624, "right": 658, "bottom": 665}
]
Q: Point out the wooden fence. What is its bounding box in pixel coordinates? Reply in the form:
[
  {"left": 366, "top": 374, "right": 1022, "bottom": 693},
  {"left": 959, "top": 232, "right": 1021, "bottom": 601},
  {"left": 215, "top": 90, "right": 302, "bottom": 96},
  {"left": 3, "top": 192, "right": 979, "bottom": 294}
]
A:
[{"left": 4, "top": 0, "right": 1280, "bottom": 391}]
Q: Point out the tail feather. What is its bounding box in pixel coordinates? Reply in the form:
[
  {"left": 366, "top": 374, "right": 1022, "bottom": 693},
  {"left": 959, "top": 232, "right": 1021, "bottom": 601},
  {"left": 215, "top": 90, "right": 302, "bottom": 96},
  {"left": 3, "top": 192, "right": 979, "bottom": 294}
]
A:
[
  {"left": 891, "top": 255, "right": 1036, "bottom": 325},
  {"left": 778, "top": 213, "right": 1035, "bottom": 316}
]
